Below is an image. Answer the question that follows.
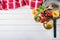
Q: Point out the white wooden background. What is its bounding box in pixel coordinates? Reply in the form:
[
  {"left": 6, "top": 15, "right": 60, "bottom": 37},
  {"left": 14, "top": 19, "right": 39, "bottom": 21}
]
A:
[{"left": 0, "top": 6, "right": 60, "bottom": 40}]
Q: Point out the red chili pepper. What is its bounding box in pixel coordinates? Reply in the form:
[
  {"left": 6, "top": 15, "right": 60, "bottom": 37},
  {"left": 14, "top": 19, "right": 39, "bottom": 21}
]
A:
[
  {"left": 40, "top": 18, "right": 45, "bottom": 23},
  {"left": 40, "top": 13, "right": 45, "bottom": 17}
]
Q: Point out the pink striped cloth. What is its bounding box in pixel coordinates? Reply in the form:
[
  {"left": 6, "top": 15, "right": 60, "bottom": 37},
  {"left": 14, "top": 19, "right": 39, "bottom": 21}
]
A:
[
  {"left": 0, "top": 0, "right": 43, "bottom": 10},
  {"left": 25, "top": 0, "right": 43, "bottom": 9}
]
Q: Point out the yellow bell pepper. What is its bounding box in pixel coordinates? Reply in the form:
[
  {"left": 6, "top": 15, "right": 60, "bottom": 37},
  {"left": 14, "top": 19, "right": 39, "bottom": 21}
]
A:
[
  {"left": 52, "top": 10, "right": 60, "bottom": 18},
  {"left": 32, "top": 9, "right": 38, "bottom": 16}
]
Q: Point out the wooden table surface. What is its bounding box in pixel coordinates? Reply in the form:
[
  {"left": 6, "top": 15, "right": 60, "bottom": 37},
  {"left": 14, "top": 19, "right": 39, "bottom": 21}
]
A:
[{"left": 0, "top": 6, "right": 60, "bottom": 40}]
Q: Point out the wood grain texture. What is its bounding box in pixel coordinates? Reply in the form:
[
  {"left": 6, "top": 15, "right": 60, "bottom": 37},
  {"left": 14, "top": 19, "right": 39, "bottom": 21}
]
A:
[{"left": 0, "top": 6, "right": 60, "bottom": 40}]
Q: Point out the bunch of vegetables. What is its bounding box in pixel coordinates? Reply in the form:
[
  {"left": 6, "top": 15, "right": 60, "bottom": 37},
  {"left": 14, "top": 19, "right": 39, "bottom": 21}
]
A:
[{"left": 32, "top": 3, "right": 60, "bottom": 30}]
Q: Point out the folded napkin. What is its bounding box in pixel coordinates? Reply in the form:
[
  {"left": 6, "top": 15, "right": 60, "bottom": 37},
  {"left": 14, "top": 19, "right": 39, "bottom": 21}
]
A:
[
  {"left": 25, "top": 0, "right": 43, "bottom": 9},
  {"left": 0, "top": 0, "right": 43, "bottom": 10}
]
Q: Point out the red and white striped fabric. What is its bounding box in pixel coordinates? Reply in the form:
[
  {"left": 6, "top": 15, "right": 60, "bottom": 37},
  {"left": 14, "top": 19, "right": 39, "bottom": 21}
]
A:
[
  {"left": 0, "top": 0, "right": 26, "bottom": 10},
  {"left": 25, "top": 0, "right": 43, "bottom": 9},
  {"left": 0, "top": 0, "right": 43, "bottom": 10}
]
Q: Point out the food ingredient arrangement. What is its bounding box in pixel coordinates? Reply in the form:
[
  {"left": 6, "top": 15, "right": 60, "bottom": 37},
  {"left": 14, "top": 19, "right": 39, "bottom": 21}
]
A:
[
  {"left": 32, "top": 0, "right": 60, "bottom": 38},
  {"left": 0, "top": 0, "right": 60, "bottom": 38}
]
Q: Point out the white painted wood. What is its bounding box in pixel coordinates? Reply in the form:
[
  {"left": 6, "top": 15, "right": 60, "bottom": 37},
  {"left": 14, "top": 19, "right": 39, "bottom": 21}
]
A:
[{"left": 0, "top": 6, "right": 60, "bottom": 40}]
